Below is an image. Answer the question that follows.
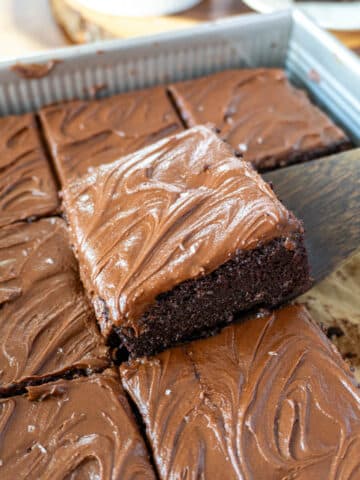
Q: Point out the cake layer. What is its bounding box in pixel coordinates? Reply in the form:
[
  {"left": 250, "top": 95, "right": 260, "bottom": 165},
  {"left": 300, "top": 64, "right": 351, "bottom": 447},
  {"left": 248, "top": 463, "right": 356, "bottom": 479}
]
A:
[
  {"left": 169, "top": 69, "right": 350, "bottom": 170},
  {"left": 121, "top": 304, "right": 360, "bottom": 480},
  {"left": 40, "top": 86, "right": 183, "bottom": 185},
  {"left": 0, "top": 369, "right": 155, "bottom": 479},
  {"left": 0, "top": 218, "right": 109, "bottom": 396},
  {"left": 110, "top": 234, "right": 309, "bottom": 357},
  {"left": 0, "top": 114, "right": 58, "bottom": 227},
  {"left": 63, "top": 126, "right": 309, "bottom": 356}
]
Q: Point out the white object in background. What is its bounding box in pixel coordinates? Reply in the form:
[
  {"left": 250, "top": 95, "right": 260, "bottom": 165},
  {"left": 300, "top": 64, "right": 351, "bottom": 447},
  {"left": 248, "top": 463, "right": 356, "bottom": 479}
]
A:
[
  {"left": 73, "top": 0, "right": 202, "bottom": 16},
  {"left": 0, "top": 10, "right": 358, "bottom": 141},
  {"left": 0, "top": 0, "right": 66, "bottom": 59},
  {"left": 243, "top": 0, "right": 360, "bottom": 30}
]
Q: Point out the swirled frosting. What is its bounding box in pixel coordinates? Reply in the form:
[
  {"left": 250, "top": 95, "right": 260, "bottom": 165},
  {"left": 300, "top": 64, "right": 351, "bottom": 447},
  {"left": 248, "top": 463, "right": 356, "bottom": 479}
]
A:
[
  {"left": 0, "top": 369, "right": 155, "bottom": 479},
  {"left": 0, "top": 218, "right": 109, "bottom": 394},
  {"left": 63, "top": 126, "right": 300, "bottom": 337},
  {"left": 121, "top": 305, "right": 360, "bottom": 480},
  {"left": 40, "top": 86, "right": 183, "bottom": 185},
  {"left": 169, "top": 69, "right": 349, "bottom": 170},
  {"left": 0, "top": 113, "right": 58, "bottom": 227}
]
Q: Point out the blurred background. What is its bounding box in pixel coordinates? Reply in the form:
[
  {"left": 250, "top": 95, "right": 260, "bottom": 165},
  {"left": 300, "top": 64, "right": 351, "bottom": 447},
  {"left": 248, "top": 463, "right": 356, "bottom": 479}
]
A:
[{"left": 0, "top": 0, "right": 359, "bottom": 59}]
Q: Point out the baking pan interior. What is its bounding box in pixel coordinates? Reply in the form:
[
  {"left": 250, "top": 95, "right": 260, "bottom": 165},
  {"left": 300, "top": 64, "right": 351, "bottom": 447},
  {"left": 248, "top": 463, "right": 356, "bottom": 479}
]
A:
[{"left": 0, "top": 9, "right": 358, "bottom": 143}]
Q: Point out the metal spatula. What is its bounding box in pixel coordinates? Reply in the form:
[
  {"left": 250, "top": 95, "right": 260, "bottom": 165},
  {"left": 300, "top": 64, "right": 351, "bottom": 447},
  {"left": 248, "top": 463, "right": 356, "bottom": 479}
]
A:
[{"left": 263, "top": 148, "right": 360, "bottom": 284}]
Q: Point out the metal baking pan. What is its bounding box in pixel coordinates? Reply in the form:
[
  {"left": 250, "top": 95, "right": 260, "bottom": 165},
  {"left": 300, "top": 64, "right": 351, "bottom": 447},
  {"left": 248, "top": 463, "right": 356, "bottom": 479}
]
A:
[{"left": 0, "top": 9, "right": 358, "bottom": 144}]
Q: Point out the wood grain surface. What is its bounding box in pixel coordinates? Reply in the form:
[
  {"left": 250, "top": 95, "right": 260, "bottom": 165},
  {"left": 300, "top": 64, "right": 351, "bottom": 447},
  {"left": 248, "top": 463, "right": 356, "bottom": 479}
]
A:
[
  {"left": 51, "top": 0, "right": 360, "bottom": 52},
  {"left": 50, "top": 0, "right": 253, "bottom": 41},
  {"left": 264, "top": 149, "right": 360, "bottom": 284},
  {"left": 0, "top": 0, "right": 357, "bottom": 56}
]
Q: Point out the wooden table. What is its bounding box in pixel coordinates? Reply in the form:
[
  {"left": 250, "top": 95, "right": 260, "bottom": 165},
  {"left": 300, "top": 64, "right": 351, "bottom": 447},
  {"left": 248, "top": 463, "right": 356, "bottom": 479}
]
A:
[
  {"left": 50, "top": 0, "right": 360, "bottom": 52},
  {"left": 0, "top": 0, "right": 358, "bottom": 59},
  {"left": 331, "top": 29, "right": 360, "bottom": 52}
]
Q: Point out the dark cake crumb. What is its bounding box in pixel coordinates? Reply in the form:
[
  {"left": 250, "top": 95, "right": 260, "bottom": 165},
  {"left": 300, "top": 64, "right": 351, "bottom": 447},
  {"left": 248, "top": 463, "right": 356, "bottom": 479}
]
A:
[{"left": 327, "top": 326, "right": 345, "bottom": 339}]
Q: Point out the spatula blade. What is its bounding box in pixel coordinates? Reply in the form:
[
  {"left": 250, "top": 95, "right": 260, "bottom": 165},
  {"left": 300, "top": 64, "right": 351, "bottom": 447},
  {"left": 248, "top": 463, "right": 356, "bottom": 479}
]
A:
[{"left": 263, "top": 148, "right": 360, "bottom": 284}]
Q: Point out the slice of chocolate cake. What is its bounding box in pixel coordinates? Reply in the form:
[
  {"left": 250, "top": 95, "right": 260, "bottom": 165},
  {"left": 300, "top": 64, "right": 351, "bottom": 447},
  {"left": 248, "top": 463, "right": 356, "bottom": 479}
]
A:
[
  {"left": 63, "top": 126, "right": 310, "bottom": 357},
  {"left": 39, "top": 86, "right": 183, "bottom": 185},
  {"left": 0, "top": 113, "right": 58, "bottom": 227},
  {"left": 0, "top": 369, "right": 156, "bottom": 479},
  {"left": 121, "top": 304, "right": 360, "bottom": 480},
  {"left": 0, "top": 218, "right": 109, "bottom": 397},
  {"left": 169, "top": 69, "right": 350, "bottom": 171}
]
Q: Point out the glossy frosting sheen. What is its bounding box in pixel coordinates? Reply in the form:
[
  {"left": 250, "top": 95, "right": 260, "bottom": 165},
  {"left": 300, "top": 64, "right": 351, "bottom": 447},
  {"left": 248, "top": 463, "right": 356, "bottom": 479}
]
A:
[
  {"left": 40, "top": 86, "right": 183, "bottom": 185},
  {"left": 169, "top": 69, "right": 349, "bottom": 170},
  {"left": 0, "top": 114, "right": 58, "bottom": 227},
  {"left": 0, "top": 370, "right": 155, "bottom": 479},
  {"left": 0, "top": 218, "right": 108, "bottom": 393},
  {"left": 63, "top": 126, "right": 299, "bottom": 336},
  {"left": 121, "top": 305, "right": 360, "bottom": 480}
]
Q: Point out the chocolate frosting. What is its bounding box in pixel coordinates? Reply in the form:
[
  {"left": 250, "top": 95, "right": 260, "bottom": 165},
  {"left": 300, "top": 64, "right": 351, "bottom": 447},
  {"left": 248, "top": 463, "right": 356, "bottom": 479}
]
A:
[
  {"left": 169, "top": 69, "right": 349, "bottom": 170},
  {"left": 11, "top": 60, "right": 61, "bottom": 79},
  {"left": 40, "top": 86, "right": 183, "bottom": 185},
  {"left": 63, "top": 126, "right": 300, "bottom": 337},
  {"left": 121, "top": 305, "right": 360, "bottom": 480},
  {"left": 0, "top": 114, "right": 58, "bottom": 227},
  {"left": 0, "top": 218, "right": 108, "bottom": 394},
  {"left": 0, "top": 369, "right": 155, "bottom": 479}
]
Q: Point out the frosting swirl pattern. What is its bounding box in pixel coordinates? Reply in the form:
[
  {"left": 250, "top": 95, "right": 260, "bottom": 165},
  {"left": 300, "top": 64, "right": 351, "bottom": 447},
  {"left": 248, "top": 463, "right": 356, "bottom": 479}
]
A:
[
  {"left": 121, "top": 305, "right": 360, "bottom": 480},
  {"left": 0, "top": 370, "right": 155, "bottom": 479},
  {"left": 63, "top": 126, "right": 300, "bottom": 336},
  {"left": 40, "top": 86, "right": 183, "bottom": 185},
  {"left": 169, "top": 69, "right": 349, "bottom": 170},
  {"left": 0, "top": 114, "right": 58, "bottom": 227},
  {"left": 0, "top": 218, "right": 108, "bottom": 395}
]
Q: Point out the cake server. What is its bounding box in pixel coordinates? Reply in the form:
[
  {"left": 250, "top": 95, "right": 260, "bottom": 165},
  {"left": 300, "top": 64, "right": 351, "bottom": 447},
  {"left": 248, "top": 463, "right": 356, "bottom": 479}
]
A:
[{"left": 264, "top": 149, "right": 360, "bottom": 283}]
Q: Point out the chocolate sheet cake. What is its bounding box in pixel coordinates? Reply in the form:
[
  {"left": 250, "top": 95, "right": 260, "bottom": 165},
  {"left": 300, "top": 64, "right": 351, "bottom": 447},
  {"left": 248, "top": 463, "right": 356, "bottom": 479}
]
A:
[
  {"left": 0, "top": 113, "right": 58, "bottom": 227},
  {"left": 0, "top": 369, "right": 155, "bottom": 479},
  {"left": 39, "top": 86, "right": 183, "bottom": 185},
  {"left": 169, "top": 69, "right": 350, "bottom": 170},
  {"left": 63, "top": 126, "right": 310, "bottom": 357},
  {"left": 121, "top": 304, "right": 360, "bottom": 480},
  {"left": 0, "top": 218, "right": 109, "bottom": 397}
]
